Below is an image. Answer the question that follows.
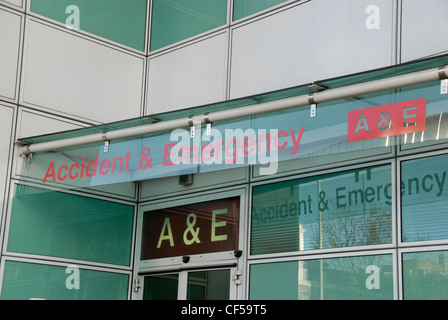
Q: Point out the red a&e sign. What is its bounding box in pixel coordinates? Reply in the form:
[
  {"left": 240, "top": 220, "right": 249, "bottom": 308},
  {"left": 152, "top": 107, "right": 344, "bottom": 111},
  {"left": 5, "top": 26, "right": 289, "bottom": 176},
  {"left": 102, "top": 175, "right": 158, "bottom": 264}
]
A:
[{"left": 347, "top": 98, "right": 426, "bottom": 142}]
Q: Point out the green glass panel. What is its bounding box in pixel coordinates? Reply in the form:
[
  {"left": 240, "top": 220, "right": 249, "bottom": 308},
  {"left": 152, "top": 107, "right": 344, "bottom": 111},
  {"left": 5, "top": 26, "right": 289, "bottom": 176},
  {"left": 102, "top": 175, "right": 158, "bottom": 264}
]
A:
[
  {"left": 250, "top": 254, "right": 393, "bottom": 300},
  {"left": 7, "top": 185, "right": 134, "bottom": 266},
  {"left": 249, "top": 261, "right": 299, "bottom": 300},
  {"left": 1, "top": 261, "right": 128, "bottom": 300},
  {"left": 251, "top": 164, "right": 392, "bottom": 255},
  {"left": 187, "top": 270, "right": 230, "bottom": 300},
  {"left": 233, "top": 0, "right": 288, "bottom": 20},
  {"left": 150, "top": 0, "right": 227, "bottom": 51},
  {"left": 30, "top": 0, "right": 147, "bottom": 51},
  {"left": 402, "top": 251, "right": 448, "bottom": 300},
  {"left": 143, "top": 274, "right": 179, "bottom": 300},
  {"left": 401, "top": 154, "right": 448, "bottom": 242}
]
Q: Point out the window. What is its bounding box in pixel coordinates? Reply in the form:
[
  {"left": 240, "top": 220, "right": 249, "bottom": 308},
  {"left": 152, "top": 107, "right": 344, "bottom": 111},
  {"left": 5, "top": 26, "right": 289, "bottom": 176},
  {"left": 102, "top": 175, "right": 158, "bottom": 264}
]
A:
[{"left": 251, "top": 165, "right": 392, "bottom": 255}]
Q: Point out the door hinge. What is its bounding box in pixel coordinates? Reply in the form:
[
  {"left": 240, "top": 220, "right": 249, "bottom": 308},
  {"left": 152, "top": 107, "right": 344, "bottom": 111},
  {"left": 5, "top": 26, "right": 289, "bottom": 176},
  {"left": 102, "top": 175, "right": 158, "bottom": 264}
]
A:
[
  {"left": 233, "top": 270, "right": 242, "bottom": 285},
  {"left": 134, "top": 278, "right": 142, "bottom": 292}
]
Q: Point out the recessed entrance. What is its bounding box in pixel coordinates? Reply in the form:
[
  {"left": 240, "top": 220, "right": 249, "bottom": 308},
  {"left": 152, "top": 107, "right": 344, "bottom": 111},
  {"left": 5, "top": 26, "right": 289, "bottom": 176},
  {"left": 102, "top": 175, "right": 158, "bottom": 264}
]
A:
[
  {"left": 134, "top": 190, "right": 246, "bottom": 300},
  {"left": 143, "top": 267, "right": 237, "bottom": 300}
]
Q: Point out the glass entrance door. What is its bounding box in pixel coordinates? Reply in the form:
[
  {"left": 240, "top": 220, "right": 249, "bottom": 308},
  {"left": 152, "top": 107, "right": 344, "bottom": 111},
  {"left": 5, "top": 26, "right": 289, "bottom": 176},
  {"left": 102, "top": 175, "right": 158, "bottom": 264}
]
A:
[
  {"left": 143, "top": 267, "right": 236, "bottom": 300},
  {"left": 134, "top": 189, "right": 246, "bottom": 300}
]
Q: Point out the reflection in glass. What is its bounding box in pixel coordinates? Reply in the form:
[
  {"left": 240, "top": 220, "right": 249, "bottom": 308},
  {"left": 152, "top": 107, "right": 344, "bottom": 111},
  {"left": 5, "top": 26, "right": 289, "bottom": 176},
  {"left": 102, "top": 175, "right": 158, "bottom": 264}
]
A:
[
  {"left": 30, "top": 0, "right": 147, "bottom": 51},
  {"left": 187, "top": 270, "right": 230, "bottom": 300},
  {"left": 251, "top": 165, "right": 392, "bottom": 255},
  {"left": 143, "top": 274, "right": 179, "bottom": 300},
  {"left": 250, "top": 254, "right": 393, "bottom": 300},
  {"left": 402, "top": 251, "right": 448, "bottom": 300}
]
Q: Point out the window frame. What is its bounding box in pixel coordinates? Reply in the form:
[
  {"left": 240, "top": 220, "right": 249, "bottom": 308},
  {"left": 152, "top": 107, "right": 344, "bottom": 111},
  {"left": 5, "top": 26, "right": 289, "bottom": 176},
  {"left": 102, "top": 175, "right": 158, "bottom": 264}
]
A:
[
  {"left": 248, "top": 158, "right": 398, "bottom": 261},
  {"left": 397, "top": 149, "right": 448, "bottom": 249}
]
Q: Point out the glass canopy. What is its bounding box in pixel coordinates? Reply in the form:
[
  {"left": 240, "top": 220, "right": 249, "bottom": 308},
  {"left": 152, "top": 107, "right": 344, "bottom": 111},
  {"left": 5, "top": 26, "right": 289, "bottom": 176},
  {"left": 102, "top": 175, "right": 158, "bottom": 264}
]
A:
[{"left": 18, "top": 54, "right": 448, "bottom": 191}]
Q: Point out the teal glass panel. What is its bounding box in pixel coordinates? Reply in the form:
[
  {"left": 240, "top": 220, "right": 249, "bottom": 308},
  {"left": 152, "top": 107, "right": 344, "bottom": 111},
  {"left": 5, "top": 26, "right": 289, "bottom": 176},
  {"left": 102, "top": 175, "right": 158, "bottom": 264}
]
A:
[
  {"left": 150, "top": 0, "right": 227, "bottom": 51},
  {"left": 402, "top": 250, "right": 448, "bottom": 300},
  {"left": 7, "top": 185, "right": 134, "bottom": 266},
  {"left": 187, "top": 270, "right": 230, "bottom": 300},
  {"left": 251, "top": 92, "right": 392, "bottom": 167},
  {"left": 1, "top": 261, "right": 129, "bottom": 300},
  {"left": 143, "top": 274, "right": 179, "bottom": 300},
  {"left": 251, "top": 165, "right": 392, "bottom": 255},
  {"left": 401, "top": 154, "right": 448, "bottom": 242},
  {"left": 30, "top": 0, "right": 147, "bottom": 51},
  {"left": 250, "top": 254, "right": 393, "bottom": 300},
  {"left": 233, "top": 0, "right": 288, "bottom": 20}
]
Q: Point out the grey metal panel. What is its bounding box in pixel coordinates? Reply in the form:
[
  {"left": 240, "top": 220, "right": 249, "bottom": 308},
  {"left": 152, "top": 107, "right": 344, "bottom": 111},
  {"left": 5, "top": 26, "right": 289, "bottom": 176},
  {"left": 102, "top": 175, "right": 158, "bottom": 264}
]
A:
[
  {"left": 17, "top": 108, "right": 86, "bottom": 139},
  {"left": 230, "top": 0, "right": 394, "bottom": 99},
  {"left": 401, "top": 0, "right": 448, "bottom": 62},
  {"left": 21, "top": 18, "right": 145, "bottom": 124},
  {"left": 146, "top": 32, "right": 228, "bottom": 114},
  {"left": 0, "top": 8, "right": 22, "bottom": 102}
]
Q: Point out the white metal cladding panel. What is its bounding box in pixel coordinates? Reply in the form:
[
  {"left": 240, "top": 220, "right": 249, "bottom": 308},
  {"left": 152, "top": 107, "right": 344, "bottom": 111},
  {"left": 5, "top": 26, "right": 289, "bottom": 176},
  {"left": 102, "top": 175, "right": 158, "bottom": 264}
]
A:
[
  {"left": 20, "top": 19, "right": 145, "bottom": 124},
  {"left": 146, "top": 32, "right": 228, "bottom": 114},
  {"left": 401, "top": 0, "right": 448, "bottom": 62},
  {"left": 0, "top": 8, "right": 22, "bottom": 102},
  {"left": 0, "top": 104, "right": 14, "bottom": 215},
  {"left": 17, "top": 108, "right": 86, "bottom": 139},
  {"left": 229, "top": 0, "right": 394, "bottom": 99}
]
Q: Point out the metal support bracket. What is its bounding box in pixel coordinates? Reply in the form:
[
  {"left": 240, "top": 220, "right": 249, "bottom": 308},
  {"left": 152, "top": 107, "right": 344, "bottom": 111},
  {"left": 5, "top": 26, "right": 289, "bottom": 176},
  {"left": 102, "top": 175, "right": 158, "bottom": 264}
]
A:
[
  {"left": 204, "top": 113, "right": 212, "bottom": 136},
  {"left": 441, "top": 79, "right": 448, "bottom": 95}
]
